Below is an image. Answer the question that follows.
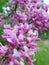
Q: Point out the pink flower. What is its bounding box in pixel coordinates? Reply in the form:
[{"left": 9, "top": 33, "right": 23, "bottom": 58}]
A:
[
  {"left": 0, "top": 45, "right": 8, "bottom": 56},
  {"left": 2, "top": 23, "right": 40, "bottom": 65}
]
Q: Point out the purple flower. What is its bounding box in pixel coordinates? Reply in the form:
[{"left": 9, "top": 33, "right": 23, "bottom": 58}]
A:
[
  {"left": 2, "top": 23, "right": 39, "bottom": 65},
  {"left": 0, "top": 45, "right": 8, "bottom": 56}
]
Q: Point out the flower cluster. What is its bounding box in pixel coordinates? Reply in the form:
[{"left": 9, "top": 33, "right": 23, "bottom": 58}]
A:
[
  {"left": 8, "top": 0, "right": 49, "bottom": 31},
  {"left": 1, "top": 23, "right": 40, "bottom": 65},
  {"left": 0, "top": 13, "right": 7, "bottom": 26},
  {"left": 27, "top": 9, "right": 49, "bottom": 31},
  {"left": 0, "top": 0, "right": 49, "bottom": 65},
  {"left": 9, "top": 11, "right": 27, "bottom": 25}
]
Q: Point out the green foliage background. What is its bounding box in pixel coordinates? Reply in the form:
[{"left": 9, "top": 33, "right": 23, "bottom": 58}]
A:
[
  {"left": 0, "top": 0, "right": 8, "bottom": 12},
  {"left": 39, "top": 29, "right": 49, "bottom": 39}
]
